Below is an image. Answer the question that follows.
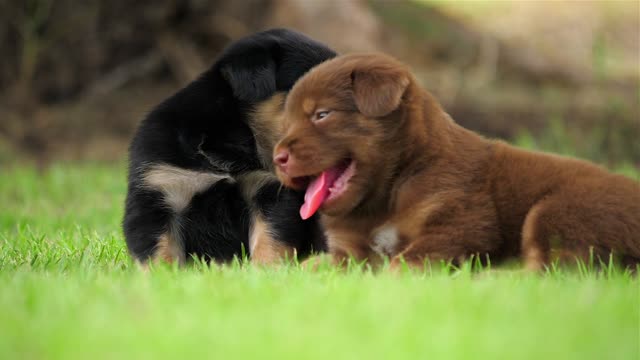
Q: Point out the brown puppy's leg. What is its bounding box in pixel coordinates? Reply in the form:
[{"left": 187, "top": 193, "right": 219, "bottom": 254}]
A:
[
  {"left": 300, "top": 254, "right": 337, "bottom": 271},
  {"left": 330, "top": 247, "right": 372, "bottom": 268},
  {"left": 303, "top": 230, "right": 376, "bottom": 271},
  {"left": 521, "top": 200, "right": 555, "bottom": 271},
  {"left": 522, "top": 199, "right": 616, "bottom": 271},
  {"left": 390, "top": 238, "right": 474, "bottom": 271},
  {"left": 390, "top": 201, "right": 500, "bottom": 271},
  {"left": 390, "top": 225, "right": 498, "bottom": 272},
  {"left": 326, "top": 229, "right": 379, "bottom": 270},
  {"left": 303, "top": 246, "right": 373, "bottom": 271},
  {"left": 522, "top": 201, "right": 610, "bottom": 271},
  {"left": 522, "top": 189, "right": 640, "bottom": 271}
]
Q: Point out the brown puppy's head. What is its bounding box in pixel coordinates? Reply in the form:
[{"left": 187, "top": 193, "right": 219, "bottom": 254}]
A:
[{"left": 273, "top": 53, "right": 416, "bottom": 219}]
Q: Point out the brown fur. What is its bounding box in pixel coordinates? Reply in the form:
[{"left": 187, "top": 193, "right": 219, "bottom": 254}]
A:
[{"left": 273, "top": 53, "right": 640, "bottom": 270}]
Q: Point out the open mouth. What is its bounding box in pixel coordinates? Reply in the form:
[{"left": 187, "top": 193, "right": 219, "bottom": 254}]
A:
[{"left": 296, "top": 159, "right": 356, "bottom": 220}]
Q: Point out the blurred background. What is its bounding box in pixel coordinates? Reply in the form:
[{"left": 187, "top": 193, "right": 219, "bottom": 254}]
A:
[{"left": 0, "top": 0, "right": 638, "bottom": 169}]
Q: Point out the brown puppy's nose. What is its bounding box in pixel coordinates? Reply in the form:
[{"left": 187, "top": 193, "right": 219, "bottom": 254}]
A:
[{"left": 273, "top": 149, "right": 290, "bottom": 173}]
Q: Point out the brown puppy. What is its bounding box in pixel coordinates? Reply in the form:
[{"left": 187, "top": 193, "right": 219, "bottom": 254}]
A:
[{"left": 272, "top": 53, "right": 640, "bottom": 270}]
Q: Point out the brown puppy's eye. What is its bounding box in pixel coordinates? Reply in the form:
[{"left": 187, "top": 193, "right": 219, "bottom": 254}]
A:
[{"left": 313, "top": 110, "right": 331, "bottom": 122}]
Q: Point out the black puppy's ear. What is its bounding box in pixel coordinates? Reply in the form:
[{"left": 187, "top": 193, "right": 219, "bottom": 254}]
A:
[
  {"left": 351, "top": 66, "right": 409, "bottom": 118},
  {"left": 220, "top": 55, "right": 277, "bottom": 102}
]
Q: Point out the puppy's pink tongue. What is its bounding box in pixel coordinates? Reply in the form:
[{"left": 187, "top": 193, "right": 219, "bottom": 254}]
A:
[{"left": 300, "top": 168, "right": 341, "bottom": 220}]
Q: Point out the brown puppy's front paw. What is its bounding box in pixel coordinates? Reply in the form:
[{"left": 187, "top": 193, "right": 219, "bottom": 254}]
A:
[
  {"left": 389, "top": 256, "right": 430, "bottom": 273},
  {"left": 300, "top": 254, "right": 334, "bottom": 271},
  {"left": 301, "top": 252, "right": 368, "bottom": 272}
]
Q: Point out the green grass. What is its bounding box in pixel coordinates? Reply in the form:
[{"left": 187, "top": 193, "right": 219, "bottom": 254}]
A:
[{"left": 1, "top": 163, "right": 638, "bottom": 359}]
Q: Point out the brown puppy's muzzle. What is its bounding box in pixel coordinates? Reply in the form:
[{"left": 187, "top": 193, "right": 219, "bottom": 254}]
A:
[{"left": 273, "top": 142, "right": 310, "bottom": 190}]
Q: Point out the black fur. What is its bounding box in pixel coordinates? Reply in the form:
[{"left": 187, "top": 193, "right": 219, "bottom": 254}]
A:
[{"left": 123, "top": 29, "right": 335, "bottom": 263}]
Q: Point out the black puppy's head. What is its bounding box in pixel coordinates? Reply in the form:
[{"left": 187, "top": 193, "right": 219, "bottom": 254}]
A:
[
  {"left": 218, "top": 28, "right": 337, "bottom": 103},
  {"left": 171, "top": 29, "right": 336, "bottom": 174}
]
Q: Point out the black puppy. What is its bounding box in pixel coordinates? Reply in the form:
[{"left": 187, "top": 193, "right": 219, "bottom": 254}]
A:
[{"left": 124, "top": 29, "right": 335, "bottom": 265}]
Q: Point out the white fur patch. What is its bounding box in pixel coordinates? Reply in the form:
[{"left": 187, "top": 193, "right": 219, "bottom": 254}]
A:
[
  {"left": 143, "top": 164, "right": 232, "bottom": 213},
  {"left": 371, "top": 225, "right": 399, "bottom": 257}
]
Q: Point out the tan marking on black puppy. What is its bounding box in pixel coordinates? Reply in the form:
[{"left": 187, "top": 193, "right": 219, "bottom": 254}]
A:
[
  {"left": 237, "top": 170, "right": 298, "bottom": 264},
  {"left": 249, "top": 215, "right": 296, "bottom": 265},
  {"left": 153, "top": 231, "right": 186, "bottom": 265},
  {"left": 155, "top": 233, "right": 184, "bottom": 263},
  {"left": 273, "top": 53, "right": 640, "bottom": 271},
  {"left": 249, "top": 92, "right": 287, "bottom": 171}
]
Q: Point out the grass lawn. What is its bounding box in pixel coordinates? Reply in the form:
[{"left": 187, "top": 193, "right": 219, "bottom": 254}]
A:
[{"left": 0, "top": 162, "right": 638, "bottom": 359}]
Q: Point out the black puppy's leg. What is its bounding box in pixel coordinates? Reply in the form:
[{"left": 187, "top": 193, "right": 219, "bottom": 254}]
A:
[
  {"left": 239, "top": 171, "right": 326, "bottom": 264},
  {"left": 127, "top": 163, "right": 236, "bottom": 265},
  {"left": 179, "top": 179, "right": 251, "bottom": 263},
  {"left": 248, "top": 212, "right": 297, "bottom": 265},
  {"left": 123, "top": 185, "right": 182, "bottom": 265}
]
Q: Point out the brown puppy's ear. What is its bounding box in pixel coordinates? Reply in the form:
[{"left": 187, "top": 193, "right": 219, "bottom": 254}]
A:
[{"left": 351, "top": 68, "right": 409, "bottom": 117}]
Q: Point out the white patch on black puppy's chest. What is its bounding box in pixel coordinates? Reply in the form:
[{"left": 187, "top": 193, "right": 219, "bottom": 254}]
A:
[{"left": 371, "top": 225, "right": 400, "bottom": 257}]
